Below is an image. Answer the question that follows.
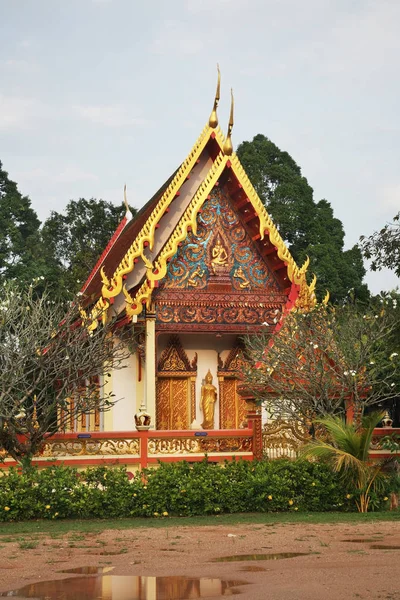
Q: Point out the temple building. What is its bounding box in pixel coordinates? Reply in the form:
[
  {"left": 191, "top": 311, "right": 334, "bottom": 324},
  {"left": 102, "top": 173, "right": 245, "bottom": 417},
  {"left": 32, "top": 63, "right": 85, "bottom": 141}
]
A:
[{"left": 77, "top": 72, "right": 316, "bottom": 439}]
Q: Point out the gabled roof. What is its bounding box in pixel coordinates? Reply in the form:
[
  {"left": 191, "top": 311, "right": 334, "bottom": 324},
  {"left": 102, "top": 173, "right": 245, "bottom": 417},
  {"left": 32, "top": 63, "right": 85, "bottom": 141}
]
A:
[{"left": 80, "top": 84, "right": 315, "bottom": 329}]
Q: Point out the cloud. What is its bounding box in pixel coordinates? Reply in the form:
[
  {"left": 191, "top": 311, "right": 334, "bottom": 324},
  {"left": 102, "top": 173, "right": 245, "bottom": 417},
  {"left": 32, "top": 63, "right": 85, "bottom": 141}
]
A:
[
  {"left": 0, "top": 95, "right": 46, "bottom": 130},
  {"left": 150, "top": 20, "right": 204, "bottom": 56},
  {"left": 380, "top": 184, "right": 400, "bottom": 215},
  {"left": 74, "top": 104, "right": 147, "bottom": 127},
  {"left": 15, "top": 166, "right": 98, "bottom": 185}
]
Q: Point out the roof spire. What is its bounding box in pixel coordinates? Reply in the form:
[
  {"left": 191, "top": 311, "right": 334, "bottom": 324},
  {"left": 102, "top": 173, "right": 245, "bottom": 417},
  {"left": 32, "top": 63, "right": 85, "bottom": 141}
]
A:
[
  {"left": 124, "top": 184, "right": 133, "bottom": 222},
  {"left": 208, "top": 64, "right": 221, "bottom": 128},
  {"left": 223, "top": 88, "right": 234, "bottom": 156}
]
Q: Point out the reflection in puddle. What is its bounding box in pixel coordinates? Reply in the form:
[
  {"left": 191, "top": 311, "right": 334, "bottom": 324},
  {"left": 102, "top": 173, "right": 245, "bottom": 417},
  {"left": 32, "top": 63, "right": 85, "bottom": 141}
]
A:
[
  {"left": 342, "top": 539, "right": 380, "bottom": 543},
  {"left": 212, "top": 552, "right": 309, "bottom": 562},
  {"left": 59, "top": 566, "right": 115, "bottom": 574},
  {"left": 370, "top": 545, "right": 400, "bottom": 550},
  {"left": 0, "top": 575, "right": 249, "bottom": 599}
]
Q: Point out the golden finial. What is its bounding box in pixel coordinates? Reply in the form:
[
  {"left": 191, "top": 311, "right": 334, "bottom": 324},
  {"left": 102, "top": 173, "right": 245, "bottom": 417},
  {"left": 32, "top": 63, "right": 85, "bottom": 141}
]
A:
[
  {"left": 124, "top": 184, "right": 133, "bottom": 221},
  {"left": 322, "top": 290, "right": 330, "bottom": 305},
  {"left": 208, "top": 64, "right": 221, "bottom": 128},
  {"left": 223, "top": 88, "right": 234, "bottom": 156}
]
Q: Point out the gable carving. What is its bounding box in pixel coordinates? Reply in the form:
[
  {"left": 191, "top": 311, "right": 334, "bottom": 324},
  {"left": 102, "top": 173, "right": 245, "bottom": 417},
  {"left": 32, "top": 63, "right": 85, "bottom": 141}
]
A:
[
  {"left": 219, "top": 345, "right": 249, "bottom": 375},
  {"left": 161, "top": 188, "right": 280, "bottom": 293},
  {"left": 157, "top": 336, "right": 196, "bottom": 373}
]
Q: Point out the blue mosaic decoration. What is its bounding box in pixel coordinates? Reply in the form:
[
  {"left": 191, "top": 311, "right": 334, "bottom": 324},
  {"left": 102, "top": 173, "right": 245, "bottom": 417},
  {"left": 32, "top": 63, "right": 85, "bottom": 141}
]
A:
[{"left": 163, "top": 188, "right": 279, "bottom": 292}]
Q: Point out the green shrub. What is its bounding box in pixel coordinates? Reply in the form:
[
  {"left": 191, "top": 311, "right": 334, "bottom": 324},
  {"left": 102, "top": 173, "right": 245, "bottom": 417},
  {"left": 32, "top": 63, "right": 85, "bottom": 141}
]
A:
[{"left": 0, "top": 458, "right": 395, "bottom": 521}]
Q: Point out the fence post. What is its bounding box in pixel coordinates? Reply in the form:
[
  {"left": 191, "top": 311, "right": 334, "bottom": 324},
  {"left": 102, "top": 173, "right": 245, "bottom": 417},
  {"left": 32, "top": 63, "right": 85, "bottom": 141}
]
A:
[
  {"left": 237, "top": 385, "right": 263, "bottom": 460},
  {"left": 139, "top": 431, "right": 148, "bottom": 470}
]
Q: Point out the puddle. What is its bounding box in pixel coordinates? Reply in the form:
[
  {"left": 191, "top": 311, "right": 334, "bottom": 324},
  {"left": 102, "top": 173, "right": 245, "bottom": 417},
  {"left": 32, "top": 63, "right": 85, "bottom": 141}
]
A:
[
  {"left": 370, "top": 545, "right": 400, "bottom": 550},
  {"left": 239, "top": 566, "right": 267, "bottom": 572},
  {"left": 59, "top": 566, "right": 115, "bottom": 574},
  {"left": 212, "top": 552, "right": 309, "bottom": 562},
  {"left": 0, "top": 575, "right": 249, "bottom": 599}
]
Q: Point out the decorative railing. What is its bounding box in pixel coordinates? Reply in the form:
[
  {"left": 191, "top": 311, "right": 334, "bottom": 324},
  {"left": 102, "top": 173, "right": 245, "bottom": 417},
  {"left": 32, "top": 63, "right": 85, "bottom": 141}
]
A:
[
  {"left": 262, "top": 419, "right": 311, "bottom": 459},
  {"left": 370, "top": 427, "right": 400, "bottom": 458},
  {"left": 147, "top": 430, "right": 253, "bottom": 457},
  {"left": 262, "top": 421, "right": 400, "bottom": 460},
  {"left": 0, "top": 429, "right": 254, "bottom": 469}
]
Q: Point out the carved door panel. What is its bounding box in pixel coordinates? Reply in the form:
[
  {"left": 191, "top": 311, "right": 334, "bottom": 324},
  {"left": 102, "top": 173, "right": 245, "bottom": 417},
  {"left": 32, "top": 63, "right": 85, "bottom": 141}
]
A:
[
  {"left": 156, "top": 377, "right": 189, "bottom": 430},
  {"left": 219, "top": 378, "right": 247, "bottom": 429}
]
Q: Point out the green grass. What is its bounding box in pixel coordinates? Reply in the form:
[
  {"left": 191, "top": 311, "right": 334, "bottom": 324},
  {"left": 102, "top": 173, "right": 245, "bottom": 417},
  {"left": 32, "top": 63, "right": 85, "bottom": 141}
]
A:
[{"left": 0, "top": 511, "right": 398, "bottom": 537}]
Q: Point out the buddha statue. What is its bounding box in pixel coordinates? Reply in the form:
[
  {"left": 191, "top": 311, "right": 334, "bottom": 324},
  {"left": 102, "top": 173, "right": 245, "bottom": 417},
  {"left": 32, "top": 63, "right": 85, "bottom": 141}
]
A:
[
  {"left": 211, "top": 237, "right": 228, "bottom": 274},
  {"left": 200, "top": 369, "right": 217, "bottom": 429}
]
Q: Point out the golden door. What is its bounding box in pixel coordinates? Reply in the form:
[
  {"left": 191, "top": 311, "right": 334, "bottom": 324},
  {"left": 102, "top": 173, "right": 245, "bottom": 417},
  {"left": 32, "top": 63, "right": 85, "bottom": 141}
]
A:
[
  {"left": 156, "top": 377, "right": 189, "bottom": 430},
  {"left": 219, "top": 378, "right": 247, "bottom": 429}
]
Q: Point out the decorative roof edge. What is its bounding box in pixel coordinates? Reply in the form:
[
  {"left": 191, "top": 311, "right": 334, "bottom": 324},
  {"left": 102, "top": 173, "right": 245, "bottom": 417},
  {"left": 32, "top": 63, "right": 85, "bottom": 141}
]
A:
[
  {"left": 123, "top": 151, "right": 228, "bottom": 316},
  {"left": 84, "top": 123, "right": 227, "bottom": 329}
]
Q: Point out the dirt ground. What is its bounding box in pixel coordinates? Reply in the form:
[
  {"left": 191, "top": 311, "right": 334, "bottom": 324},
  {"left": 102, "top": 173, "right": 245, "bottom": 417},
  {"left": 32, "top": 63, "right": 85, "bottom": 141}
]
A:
[{"left": 0, "top": 520, "right": 399, "bottom": 600}]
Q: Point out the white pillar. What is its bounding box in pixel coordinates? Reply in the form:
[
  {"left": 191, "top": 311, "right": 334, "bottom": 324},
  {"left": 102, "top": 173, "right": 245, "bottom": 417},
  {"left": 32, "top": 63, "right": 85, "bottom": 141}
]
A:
[{"left": 145, "top": 310, "right": 156, "bottom": 428}]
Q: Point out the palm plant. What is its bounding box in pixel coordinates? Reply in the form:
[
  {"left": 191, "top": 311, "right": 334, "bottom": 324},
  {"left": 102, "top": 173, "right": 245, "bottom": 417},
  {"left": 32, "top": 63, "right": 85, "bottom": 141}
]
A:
[{"left": 300, "top": 411, "right": 385, "bottom": 513}]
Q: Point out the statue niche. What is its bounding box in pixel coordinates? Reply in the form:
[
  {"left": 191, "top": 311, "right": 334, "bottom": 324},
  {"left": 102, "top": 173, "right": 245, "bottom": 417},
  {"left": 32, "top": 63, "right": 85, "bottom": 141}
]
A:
[{"left": 200, "top": 369, "right": 217, "bottom": 429}]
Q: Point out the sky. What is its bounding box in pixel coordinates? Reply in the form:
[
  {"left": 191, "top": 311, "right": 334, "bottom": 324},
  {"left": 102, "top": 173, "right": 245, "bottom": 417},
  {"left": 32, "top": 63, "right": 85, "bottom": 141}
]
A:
[{"left": 1, "top": 0, "right": 399, "bottom": 294}]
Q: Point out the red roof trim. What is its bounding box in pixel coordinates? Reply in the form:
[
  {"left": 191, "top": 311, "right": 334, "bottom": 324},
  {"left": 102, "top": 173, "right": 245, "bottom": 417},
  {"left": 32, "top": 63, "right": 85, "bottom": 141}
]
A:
[{"left": 80, "top": 215, "right": 128, "bottom": 294}]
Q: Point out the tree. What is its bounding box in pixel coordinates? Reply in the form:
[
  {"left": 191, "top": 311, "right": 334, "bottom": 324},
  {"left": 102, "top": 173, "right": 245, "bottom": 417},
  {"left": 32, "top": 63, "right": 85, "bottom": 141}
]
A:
[
  {"left": 237, "top": 134, "right": 316, "bottom": 257},
  {"left": 0, "top": 161, "right": 44, "bottom": 287},
  {"left": 0, "top": 282, "right": 134, "bottom": 468},
  {"left": 41, "top": 198, "right": 137, "bottom": 298},
  {"left": 236, "top": 135, "right": 368, "bottom": 302},
  {"left": 243, "top": 301, "right": 399, "bottom": 428},
  {"left": 300, "top": 412, "right": 388, "bottom": 512},
  {"left": 359, "top": 212, "right": 400, "bottom": 278}
]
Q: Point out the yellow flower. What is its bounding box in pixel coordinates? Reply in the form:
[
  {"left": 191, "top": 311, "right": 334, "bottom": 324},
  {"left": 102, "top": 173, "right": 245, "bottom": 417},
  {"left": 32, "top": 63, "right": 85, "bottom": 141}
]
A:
[
  {"left": 143, "top": 486, "right": 147, "bottom": 490},
  {"left": 163, "top": 511, "right": 168, "bottom": 516},
  {"left": 133, "top": 493, "right": 137, "bottom": 497},
  {"left": 54, "top": 512, "right": 59, "bottom": 517},
  {"left": 4, "top": 506, "right": 10, "bottom": 511},
  {"left": 288, "top": 499, "right": 294, "bottom": 506},
  {"left": 294, "top": 507, "right": 299, "bottom": 511},
  {"left": 346, "top": 494, "right": 352, "bottom": 499},
  {"left": 311, "top": 482, "right": 316, "bottom": 486},
  {"left": 153, "top": 512, "right": 159, "bottom": 517},
  {"left": 45, "top": 505, "right": 51, "bottom": 509},
  {"left": 383, "top": 497, "right": 389, "bottom": 501},
  {"left": 268, "top": 495, "right": 273, "bottom": 500},
  {"left": 180, "top": 490, "right": 186, "bottom": 494}
]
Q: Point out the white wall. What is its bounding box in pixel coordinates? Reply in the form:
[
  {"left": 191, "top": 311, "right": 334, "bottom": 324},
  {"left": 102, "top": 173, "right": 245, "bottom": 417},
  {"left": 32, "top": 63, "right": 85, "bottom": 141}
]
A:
[{"left": 111, "top": 349, "right": 137, "bottom": 431}]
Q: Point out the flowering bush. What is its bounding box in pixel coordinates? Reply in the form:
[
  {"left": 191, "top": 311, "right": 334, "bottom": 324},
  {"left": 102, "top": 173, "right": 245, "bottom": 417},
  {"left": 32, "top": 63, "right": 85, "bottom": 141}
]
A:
[{"left": 0, "top": 459, "right": 394, "bottom": 522}]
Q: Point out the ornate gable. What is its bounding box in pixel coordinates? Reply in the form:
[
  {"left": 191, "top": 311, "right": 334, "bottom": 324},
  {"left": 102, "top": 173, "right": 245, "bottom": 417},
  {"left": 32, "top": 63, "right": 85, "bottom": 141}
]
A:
[
  {"left": 157, "top": 336, "right": 197, "bottom": 373},
  {"left": 161, "top": 188, "right": 280, "bottom": 293}
]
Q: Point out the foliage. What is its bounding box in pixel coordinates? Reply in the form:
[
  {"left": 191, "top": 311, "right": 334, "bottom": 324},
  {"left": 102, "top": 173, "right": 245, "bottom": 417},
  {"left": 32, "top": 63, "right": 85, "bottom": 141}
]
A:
[
  {"left": 0, "top": 161, "right": 45, "bottom": 288},
  {"left": 360, "top": 211, "right": 400, "bottom": 277},
  {"left": 381, "top": 433, "right": 400, "bottom": 454},
  {"left": 300, "top": 413, "right": 394, "bottom": 512},
  {"left": 2, "top": 459, "right": 391, "bottom": 522},
  {"left": 41, "top": 198, "right": 137, "bottom": 298},
  {"left": 0, "top": 281, "right": 133, "bottom": 466},
  {"left": 236, "top": 135, "right": 368, "bottom": 302},
  {"left": 243, "top": 300, "right": 399, "bottom": 426}
]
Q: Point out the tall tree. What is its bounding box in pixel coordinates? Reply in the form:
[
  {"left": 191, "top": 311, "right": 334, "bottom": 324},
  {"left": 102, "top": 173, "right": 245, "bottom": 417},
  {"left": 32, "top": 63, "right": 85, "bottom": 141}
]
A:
[
  {"left": 236, "top": 135, "right": 368, "bottom": 302},
  {"left": 41, "top": 198, "right": 137, "bottom": 297},
  {"left": 359, "top": 212, "right": 400, "bottom": 278},
  {"left": 0, "top": 161, "right": 44, "bottom": 286}
]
